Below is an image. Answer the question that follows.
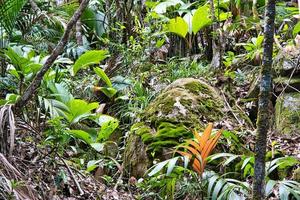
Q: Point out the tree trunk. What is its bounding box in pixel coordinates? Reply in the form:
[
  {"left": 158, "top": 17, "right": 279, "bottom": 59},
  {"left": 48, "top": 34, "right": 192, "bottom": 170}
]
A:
[
  {"left": 14, "top": 0, "right": 90, "bottom": 111},
  {"left": 209, "top": 0, "right": 222, "bottom": 68},
  {"left": 252, "top": 0, "right": 275, "bottom": 199}
]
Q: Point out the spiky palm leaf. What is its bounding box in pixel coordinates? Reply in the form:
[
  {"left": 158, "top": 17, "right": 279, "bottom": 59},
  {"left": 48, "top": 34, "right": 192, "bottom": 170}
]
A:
[
  {"left": 0, "top": 0, "right": 27, "bottom": 33},
  {"left": 177, "top": 123, "right": 222, "bottom": 175}
]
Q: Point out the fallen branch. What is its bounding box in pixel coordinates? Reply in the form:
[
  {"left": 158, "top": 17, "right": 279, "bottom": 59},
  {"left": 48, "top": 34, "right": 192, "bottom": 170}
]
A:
[
  {"left": 59, "top": 155, "right": 85, "bottom": 196},
  {"left": 14, "top": 0, "right": 90, "bottom": 111}
]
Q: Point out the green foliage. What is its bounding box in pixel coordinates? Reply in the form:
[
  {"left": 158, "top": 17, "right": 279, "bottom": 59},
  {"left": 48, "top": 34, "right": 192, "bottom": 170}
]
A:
[
  {"left": 167, "top": 17, "right": 188, "bottom": 38},
  {"left": 293, "top": 21, "right": 300, "bottom": 37},
  {"left": 192, "top": 5, "right": 211, "bottom": 34},
  {"left": 0, "top": 0, "right": 27, "bottom": 32},
  {"left": 65, "top": 99, "right": 99, "bottom": 124},
  {"left": 72, "top": 50, "right": 109, "bottom": 75}
]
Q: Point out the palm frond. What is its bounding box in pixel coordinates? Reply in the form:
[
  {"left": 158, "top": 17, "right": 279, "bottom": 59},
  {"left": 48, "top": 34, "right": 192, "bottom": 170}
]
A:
[{"left": 0, "top": 0, "right": 27, "bottom": 33}]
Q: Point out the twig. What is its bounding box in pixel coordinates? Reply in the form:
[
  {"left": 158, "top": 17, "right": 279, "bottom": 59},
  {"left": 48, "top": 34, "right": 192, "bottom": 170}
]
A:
[
  {"left": 14, "top": 0, "right": 90, "bottom": 111},
  {"left": 220, "top": 91, "right": 244, "bottom": 127},
  {"left": 58, "top": 155, "right": 84, "bottom": 196},
  {"left": 278, "top": 55, "right": 300, "bottom": 96}
]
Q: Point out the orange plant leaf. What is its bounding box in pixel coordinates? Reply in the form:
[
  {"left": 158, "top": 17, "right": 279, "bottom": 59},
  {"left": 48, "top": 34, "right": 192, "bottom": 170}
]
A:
[
  {"left": 176, "top": 124, "right": 222, "bottom": 175},
  {"left": 199, "top": 122, "right": 213, "bottom": 152},
  {"left": 200, "top": 130, "right": 222, "bottom": 171},
  {"left": 176, "top": 150, "right": 201, "bottom": 173},
  {"left": 186, "top": 140, "right": 202, "bottom": 153},
  {"left": 193, "top": 129, "right": 202, "bottom": 146}
]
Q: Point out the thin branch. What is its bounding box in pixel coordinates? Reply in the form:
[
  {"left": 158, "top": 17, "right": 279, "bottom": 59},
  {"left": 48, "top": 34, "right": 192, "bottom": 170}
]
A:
[
  {"left": 14, "top": 0, "right": 90, "bottom": 111},
  {"left": 59, "top": 155, "right": 84, "bottom": 196}
]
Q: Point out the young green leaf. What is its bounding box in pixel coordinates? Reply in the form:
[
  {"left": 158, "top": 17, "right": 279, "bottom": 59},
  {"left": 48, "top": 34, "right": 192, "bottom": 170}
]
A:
[
  {"left": 167, "top": 17, "right": 188, "bottom": 38},
  {"left": 94, "top": 67, "right": 112, "bottom": 87},
  {"left": 72, "top": 50, "right": 109, "bottom": 75}
]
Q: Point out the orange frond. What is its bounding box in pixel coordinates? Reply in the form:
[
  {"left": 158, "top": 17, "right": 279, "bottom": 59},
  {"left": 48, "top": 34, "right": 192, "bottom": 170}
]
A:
[
  {"left": 186, "top": 140, "right": 202, "bottom": 153},
  {"left": 176, "top": 124, "right": 222, "bottom": 176},
  {"left": 176, "top": 150, "right": 192, "bottom": 159},
  {"left": 193, "top": 129, "right": 202, "bottom": 146},
  {"left": 176, "top": 150, "right": 202, "bottom": 174},
  {"left": 201, "top": 130, "right": 223, "bottom": 170},
  {"left": 199, "top": 123, "right": 213, "bottom": 152}
]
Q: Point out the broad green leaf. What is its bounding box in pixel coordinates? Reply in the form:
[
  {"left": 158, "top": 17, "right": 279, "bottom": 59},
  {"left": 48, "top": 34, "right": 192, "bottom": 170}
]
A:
[
  {"left": 167, "top": 17, "right": 188, "bottom": 38},
  {"left": 208, "top": 153, "right": 237, "bottom": 161},
  {"left": 212, "top": 178, "right": 226, "bottom": 200},
  {"left": 68, "top": 130, "right": 93, "bottom": 144},
  {"left": 66, "top": 99, "right": 99, "bottom": 124},
  {"left": 207, "top": 175, "right": 219, "bottom": 197},
  {"left": 94, "top": 67, "right": 112, "bottom": 87},
  {"left": 99, "top": 87, "right": 117, "bottom": 98},
  {"left": 279, "top": 184, "right": 289, "bottom": 200},
  {"left": 5, "top": 93, "right": 20, "bottom": 104},
  {"left": 192, "top": 5, "right": 211, "bottom": 34},
  {"left": 255, "top": 35, "right": 264, "bottom": 47},
  {"left": 86, "top": 160, "right": 102, "bottom": 172},
  {"left": 96, "top": 115, "right": 116, "bottom": 126},
  {"left": 223, "top": 155, "right": 239, "bottom": 166},
  {"left": 97, "top": 118, "right": 119, "bottom": 142},
  {"left": 218, "top": 12, "right": 232, "bottom": 21},
  {"left": 183, "top": 12, "right": 193, "bottom": 34},
  {"left": 241, "top": 157, "right": 253, "bottom": 169},
  {"left": 266, "top": 180, "right": 277, "bottom": 196},
  {"left": 293, "top": 22, "right": 300, "bottom": 37},
  {"left": 72, "top": 50, "right": 109, "bottom": 75}
]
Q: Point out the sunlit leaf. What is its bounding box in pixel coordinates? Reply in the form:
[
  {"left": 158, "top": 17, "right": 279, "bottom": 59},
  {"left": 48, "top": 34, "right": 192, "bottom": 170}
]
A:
[
  {"left": 72, "top": 50, "right": 109, "bottom": 75},
  {"left": 192, "top": 5, "right": 211, "bottom": 34},
  {"left": 167, "top": 17, "right": 188, "bottom": 38}
]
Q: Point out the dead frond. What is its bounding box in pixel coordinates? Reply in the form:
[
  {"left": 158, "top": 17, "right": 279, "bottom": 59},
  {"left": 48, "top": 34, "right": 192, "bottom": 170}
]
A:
[
  {"left": 0, "top": 105, "right": 16, "bottom": 156},
  {"left": 0, "top": 153, "right": 37, "bottom": 200}
]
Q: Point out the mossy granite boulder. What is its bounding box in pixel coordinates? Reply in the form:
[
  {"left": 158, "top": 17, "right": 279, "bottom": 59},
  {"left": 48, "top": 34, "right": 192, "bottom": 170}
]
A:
[
  {"left": 124, "top": 78, "right": 226, "bottom": 177},
  {"left": 275, "top": 92, "right": 300, "bottom": 134}
]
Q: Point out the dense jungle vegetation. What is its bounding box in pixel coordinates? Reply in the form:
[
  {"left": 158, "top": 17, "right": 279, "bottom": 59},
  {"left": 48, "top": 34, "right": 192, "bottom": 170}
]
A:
[{"left": 0, "top": 0, "right": 300, "bottom": 199}]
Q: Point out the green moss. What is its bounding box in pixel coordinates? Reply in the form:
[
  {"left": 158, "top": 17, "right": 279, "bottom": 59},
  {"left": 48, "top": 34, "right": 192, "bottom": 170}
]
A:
[
  {"left": 275, "top": 93, "right": 300, "bottom": 134},
  {"left": 183, "top": 81, "right": 210, "bottom": 95},
  {"left": 123, "top": 78, "right": 229, "bottom": 178},
  {"left": 148, "top": 140, "right": 179, "bottom": 152},
  {"left": 143, "top": 78, "right": 224, "bottom": 127},
  {"left": 123, "top": 131, "right": 150, "bottom": 177},
  {"left": 293, "top": 167, "right": 300, "bottom": 182}
]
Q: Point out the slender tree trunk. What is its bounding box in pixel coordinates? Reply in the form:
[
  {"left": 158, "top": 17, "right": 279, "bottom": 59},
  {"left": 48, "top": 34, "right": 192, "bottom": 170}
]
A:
[
  {"left": 209, "top": 0, "right": 222, "bottom": 68},
  {"left": 14, "top": 0, "right": 90, "bottom": 111},
  {"left": 75, "top": 0, "right": 83, "bottom": 46},
  {"left": 252, "top": 0, "right": 275, "bottom": 199}
]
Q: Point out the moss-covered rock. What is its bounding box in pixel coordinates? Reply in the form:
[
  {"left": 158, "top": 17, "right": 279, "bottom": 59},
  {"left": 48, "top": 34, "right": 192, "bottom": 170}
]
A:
[
  {"left": 143, "top": 78, "right": 224, "bottom": 128},
  {"left": 124, "top": 78, "right": 226, "bottom": 177},
  {"left": 275, "top": 92, "right": 300, "bottom": 134},
  {"left": 123, "top": 123, "right": 151, "bottom": 178}
]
